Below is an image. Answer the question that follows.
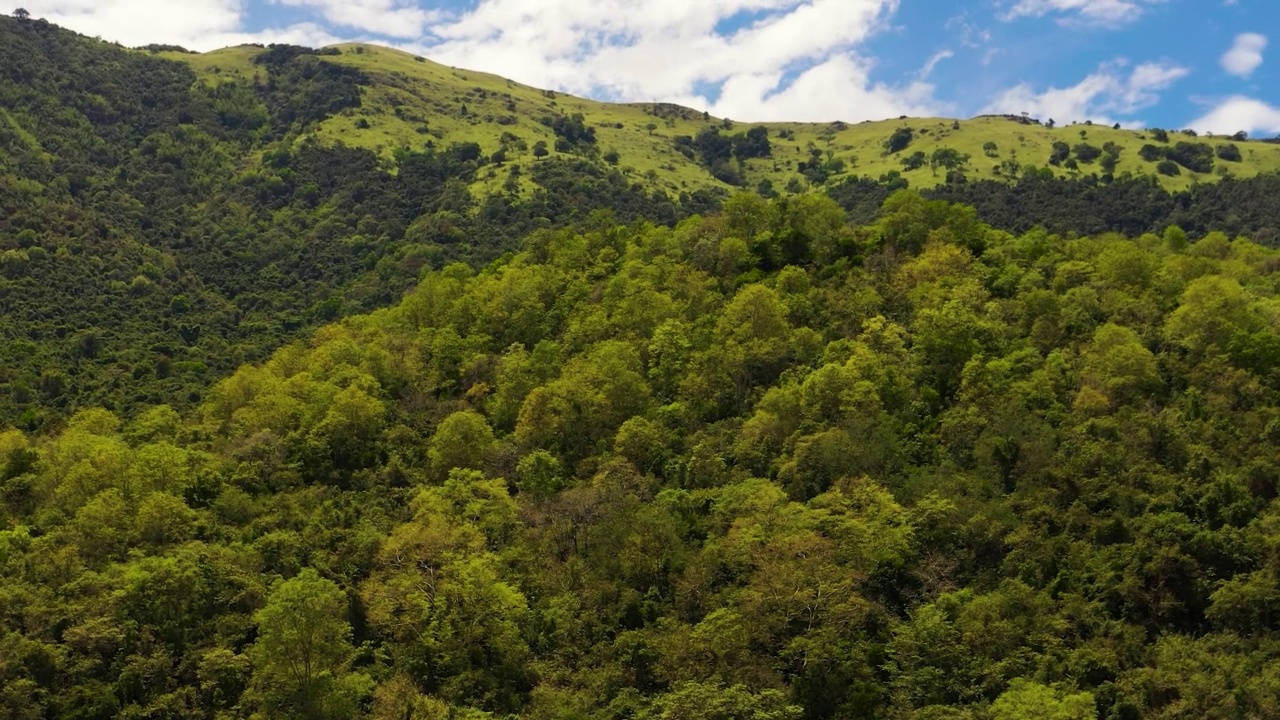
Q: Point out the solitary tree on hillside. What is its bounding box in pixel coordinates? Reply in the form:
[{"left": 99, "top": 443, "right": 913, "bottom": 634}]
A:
[{"left": 13, "top": 7, "right": 30, "bottom": 19}]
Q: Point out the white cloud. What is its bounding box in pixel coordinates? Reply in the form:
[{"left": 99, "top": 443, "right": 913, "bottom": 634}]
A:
[
  {"left": 671, "top": 54, "right": 944, "bottom": 122},
  {"left": 19, "top": 0, "right": 342, "bottom": 48},
  {"left": 17, "top": 0, "right": 943, "bottom": 123},
  {"left": 406, "top": 0, "right": 941, "bottom": 122},
  {"left": 919, "top": 49, "right": 954, "bottom": 79},
  {"left": 983, "top": 60, "right": 1188, "bottom": 125},
  {"left": 1221, "top": 33, "right": 1267, "bottom": 78},
  {"left": 1000, "top": 0, "right": 1166, "bottom": 27},
  {"left": 276, "top": 0, "right": 444, "bottom": 40},
  {"left": 1190, "top": 97, "right": 1280, "bottom": 136}
]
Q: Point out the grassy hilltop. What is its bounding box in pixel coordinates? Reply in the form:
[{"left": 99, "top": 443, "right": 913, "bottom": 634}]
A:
[{"left": 164, "top": 43, "right": 1280, "bottom": 196}]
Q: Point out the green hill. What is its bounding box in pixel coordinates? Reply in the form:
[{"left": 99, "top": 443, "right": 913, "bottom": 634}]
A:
[
  {"left": 7, "top": 183, "right": 1280, "bottom": 720},
  {"left": 10, "top": 12, "right": 1280, "bottom": 720},
  {"left": 3, "top": 12, "right": 1280, "bottom": 433},
  {"left": 167, "top": 42, "right": 1280, "bottom": 195}
]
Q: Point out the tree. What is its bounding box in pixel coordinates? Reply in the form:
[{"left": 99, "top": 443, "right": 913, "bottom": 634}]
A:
[
  {"left": 991, "top": 679, "right": 1095, "bottom": 720},
  {"left": 13, "top": 7, "right": 29, "bottom": 19},
  {"left": 532, "top": 140, "right": 548, "bottom": 158},
  {"left": 1048, "top": 141, "right": 1070, "bottom": 166},
  {"left": 1073, "top": 143, "right": 1101, "bottom": 163},
  {"left": 428, "top": 410, "right": 496, "bottom": 477},
  {"left": 249, "top": 569, "right": 372, "bottom": 719},
  {"left": 929, "top": 148, "right": 969, "bottom": 174},
  {"left": 645, "top": 682, "right": 802, "bottom": 720},
  {"left": 884, "top": 127, "right": 914, "bottom": 154},
  {"left": 1217, "top": 143, "right": 1243, "bottom": 162},
  {"left": 983, "top": 141, "right": 999, "bottom": 158},
  {"left": 1139, "top": 144, "right": 1166, "bottom": 162},
  {"left": 901, "top": 151, "right": 927, "bottom": 170}
]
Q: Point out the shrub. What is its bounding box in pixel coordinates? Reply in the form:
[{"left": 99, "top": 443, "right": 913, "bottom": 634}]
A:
[{"left": 884, "top": 127, "right": 914, "bottom": 154}]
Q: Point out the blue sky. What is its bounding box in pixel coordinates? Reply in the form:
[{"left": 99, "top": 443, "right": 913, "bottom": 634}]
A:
[{"left": 17, "top": 0, "right": 1280, "bottom": 135}]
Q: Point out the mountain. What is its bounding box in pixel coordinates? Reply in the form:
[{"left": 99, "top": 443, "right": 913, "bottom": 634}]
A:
[
  {"left": 9, "top": 11, "right": 1280, "bottom": 720},
  {"left": 162, "top": 40, "right": 1280, "bottom": 194},
  {"left": 7, "top": 161, "right": 1280, "bottom": 720},
  {"left": 5, "top": 14, "right": 1280, "bottom": 430},
  {"left": 163, "top": 42, "right": 1280, "bottom": 195}
]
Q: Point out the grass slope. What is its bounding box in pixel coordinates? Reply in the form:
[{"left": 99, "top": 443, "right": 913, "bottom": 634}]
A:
[{"left": 167, "top": 43, "right": 1280, "bottom": 197}]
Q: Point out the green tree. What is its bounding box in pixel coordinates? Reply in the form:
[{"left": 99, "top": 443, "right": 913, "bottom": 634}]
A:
[
  {"left": 429, "top": 410, "right": 496, "bottom": 477},
  {"left": 990, "top": 679, "right": 1095, "bottom": 720},
  {"left": 248, "top": 569, "right": 372, "bottom": 720}
]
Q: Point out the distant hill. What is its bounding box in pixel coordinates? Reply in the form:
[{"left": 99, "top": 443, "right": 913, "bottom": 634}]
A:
[
  {"left": 3, "top": 12, "right": 1280, "bottom": 429},
  {"left": 165, "top": 43, "right": 1280, "bottom": 195}
]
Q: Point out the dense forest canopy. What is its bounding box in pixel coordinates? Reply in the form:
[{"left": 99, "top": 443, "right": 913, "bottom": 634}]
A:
[
  {"left": 8, "top": 13, "right": 1280, "bottom": 720},
  {"left": 6, "top": 189, "right": 1280, "bottom": 719}
]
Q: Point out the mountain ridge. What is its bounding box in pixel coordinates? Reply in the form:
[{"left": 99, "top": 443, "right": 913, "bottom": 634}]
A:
[
  {"left": 4, "top": 11, "right": 1280, "bottom": 430},
  {"left": 158, "top": 40, "right": 1280, "bottom": 195}
]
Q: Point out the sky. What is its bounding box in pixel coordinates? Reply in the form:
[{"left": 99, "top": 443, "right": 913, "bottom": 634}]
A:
[{"left": 13, "top": 0, "right": 1280, "bottom": 136}]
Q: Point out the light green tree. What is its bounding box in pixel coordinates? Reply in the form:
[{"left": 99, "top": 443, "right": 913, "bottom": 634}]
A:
[{"left": 249, "top": 569, "right": 372, "bottom": 720}]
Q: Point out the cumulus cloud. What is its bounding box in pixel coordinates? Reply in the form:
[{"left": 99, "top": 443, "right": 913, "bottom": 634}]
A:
[
  {"left": 1190, "top": 97, "right": 1280, "bottom": 136},
  {"left": 415, "top": 0, "right": 940, "bottom": 122},
  {"left": 1000, "top": 0, "right": 1166, "bottom": 27},
  {"left": 1221, "top": 33, "right": 1267, "bottom": 78},
  {"left": 983, "top": 60, "right": 1188, "bottom": 125},
  {"left": 276, "top": 0, "right": 444, "bottom": 40},
  {"left": 18, "top": 0, "right": 341, "bottom": 48}
]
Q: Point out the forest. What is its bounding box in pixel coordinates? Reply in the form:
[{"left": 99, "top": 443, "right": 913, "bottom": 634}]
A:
[
  {"left": 7, "top": 12, "right": 1280, "bottom": 720},
  {"left": 6, "top": 189, "right": 1280, "bottom": 719},
  {"left": 3, "top": 13, "right": 1280, "bottom": 432}
]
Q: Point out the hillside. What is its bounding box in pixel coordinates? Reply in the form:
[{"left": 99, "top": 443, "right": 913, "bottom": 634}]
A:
[
  {"left": 9, "top": 11, "right": 1280, "bottom": 720},
  {"left": 4, "top": 13, "right": 1280, "bottom": 434},
  {"left": 7, "top": 190, "right": 1280, "bottom": 720},
  {"left": 167, "top": 43, "right": 1280, "bottom": 195}
]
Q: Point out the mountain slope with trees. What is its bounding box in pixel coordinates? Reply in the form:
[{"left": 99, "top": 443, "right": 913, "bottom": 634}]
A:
[
  {"left": 4, "top": 10, "right": 1280, "bottom": 433},
  {"left": 6, "top": 191, "right": 1280, "bottom": 719},
  {"left": 166, "top": 41, "right": 1280, "bottom": 195},
  {"left": 7, "top": 11, "right": 1280, "bottom": 720}
]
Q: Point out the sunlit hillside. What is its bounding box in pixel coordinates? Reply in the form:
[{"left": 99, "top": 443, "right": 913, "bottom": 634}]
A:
[{"left": 165, "top": 43, "right": 1280, "bottom": 196}]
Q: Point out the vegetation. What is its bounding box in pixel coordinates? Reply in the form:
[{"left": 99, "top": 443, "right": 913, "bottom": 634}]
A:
[
  {"left": 8, "top": 15, "right": 1280, "bottom": 718},
  {"left": 7, "top": 189, "right": 1280, "bottom": 719},
  {"left": 0, "top": 16, "right": 720, "bottom": 429}
]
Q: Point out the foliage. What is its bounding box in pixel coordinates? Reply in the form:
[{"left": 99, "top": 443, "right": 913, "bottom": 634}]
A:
[
  {"left": 884, "top": 126, "right": 914, "bottom": 154},
  {"left": 0, "top": 17, "right": 717, "bottom": 428},
  {"left": 6, "top": 187, "right": 1280, "bottom": 719},
  {"left": 10, "top": 23, "right": 1280, "bottom": 718}
]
